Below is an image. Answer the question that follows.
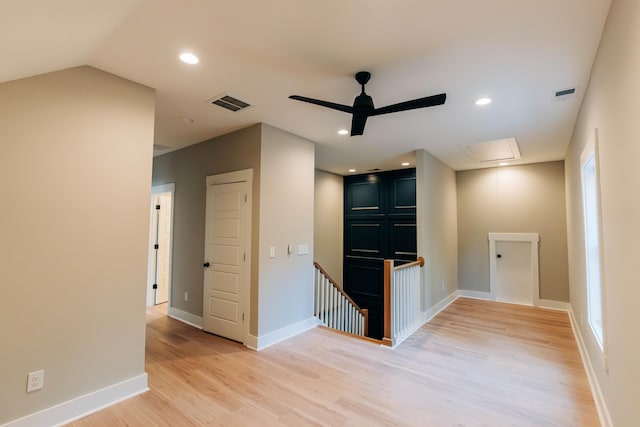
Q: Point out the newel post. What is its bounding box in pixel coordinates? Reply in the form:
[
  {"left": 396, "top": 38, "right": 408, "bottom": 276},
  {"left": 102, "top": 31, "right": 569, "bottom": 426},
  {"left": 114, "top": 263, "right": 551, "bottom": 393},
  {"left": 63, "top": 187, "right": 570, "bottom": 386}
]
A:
[{"left": 382, "top": 259, "right": 394, "bottom": 347}]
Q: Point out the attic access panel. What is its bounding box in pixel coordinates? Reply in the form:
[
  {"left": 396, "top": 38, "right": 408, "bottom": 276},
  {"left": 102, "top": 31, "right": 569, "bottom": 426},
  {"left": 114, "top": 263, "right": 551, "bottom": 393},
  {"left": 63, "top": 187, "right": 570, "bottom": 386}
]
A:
[{"left": 465, "top": 138, "right": 521, "bottom": 163}]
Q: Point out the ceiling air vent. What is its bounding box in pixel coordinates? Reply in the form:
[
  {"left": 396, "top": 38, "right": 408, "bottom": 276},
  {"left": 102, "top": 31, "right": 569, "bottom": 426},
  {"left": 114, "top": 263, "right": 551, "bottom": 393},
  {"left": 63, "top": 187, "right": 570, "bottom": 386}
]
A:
[
  {"left": 208, "top": 94, "right": 251, "bottom": 112},
  {"left": 554, "top": 86, "right": 578, "bottom": 101}
]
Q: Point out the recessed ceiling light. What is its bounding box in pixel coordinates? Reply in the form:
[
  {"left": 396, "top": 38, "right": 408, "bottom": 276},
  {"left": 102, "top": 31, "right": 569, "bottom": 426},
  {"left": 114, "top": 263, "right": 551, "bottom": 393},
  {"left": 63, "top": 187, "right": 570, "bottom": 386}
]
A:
[
  {"left": 401, "top": 162, "right": 410, "bottom": 166},
  {"left": 499, "top": 162, "right": 509, "bottom": 166},
  {"left": 179, "top": 52, "right": 199, "bottom": 65},
  {"left": 338, "top": 129, "right": 349, "bottom": 135},
  {"left": 475, "top": 97, "right": 492, "bottom": 106},
  {"left": 348, "top": 169, "right": 356, "bottom": 173}
]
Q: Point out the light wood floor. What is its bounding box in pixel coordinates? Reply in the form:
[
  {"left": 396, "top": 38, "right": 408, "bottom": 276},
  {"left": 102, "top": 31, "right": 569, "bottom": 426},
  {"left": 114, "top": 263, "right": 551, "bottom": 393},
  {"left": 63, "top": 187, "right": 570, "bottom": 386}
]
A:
[{"left": 68, "top": 298, "right": 599, "bottom": 426}]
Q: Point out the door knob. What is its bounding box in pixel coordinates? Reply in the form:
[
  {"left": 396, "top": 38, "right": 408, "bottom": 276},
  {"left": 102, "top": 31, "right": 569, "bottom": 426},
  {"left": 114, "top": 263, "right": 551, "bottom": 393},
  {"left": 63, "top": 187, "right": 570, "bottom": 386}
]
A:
[
  {"left": 497, "top": 254, "right": 502, "bottom": 258},
  {"left": 203, "top": 262, "right": 210, "bottom": 268}
]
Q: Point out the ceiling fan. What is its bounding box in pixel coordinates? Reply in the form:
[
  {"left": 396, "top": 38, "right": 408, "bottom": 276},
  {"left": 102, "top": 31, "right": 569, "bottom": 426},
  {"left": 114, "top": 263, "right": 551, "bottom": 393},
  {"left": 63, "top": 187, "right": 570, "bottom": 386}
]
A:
[{"left": 289, "top": 71, "right": 446, "bottom": 136}]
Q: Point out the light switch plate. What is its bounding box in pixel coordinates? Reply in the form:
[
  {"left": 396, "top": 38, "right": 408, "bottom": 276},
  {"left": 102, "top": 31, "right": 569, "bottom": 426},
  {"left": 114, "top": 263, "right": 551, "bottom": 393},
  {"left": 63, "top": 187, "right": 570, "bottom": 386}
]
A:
[
  {"left": 297, "top": 244, "right": 309, "bottom": 255},
  {"left": 269, "top": 246, "right": 276, "bottom": 258}
]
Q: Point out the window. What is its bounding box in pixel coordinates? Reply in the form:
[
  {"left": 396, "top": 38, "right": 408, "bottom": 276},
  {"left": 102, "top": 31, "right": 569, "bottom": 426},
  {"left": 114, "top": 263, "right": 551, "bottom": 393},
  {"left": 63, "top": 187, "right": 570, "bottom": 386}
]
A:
[{"left": 580, "top": 131, "right": 605, "bottom": 351}]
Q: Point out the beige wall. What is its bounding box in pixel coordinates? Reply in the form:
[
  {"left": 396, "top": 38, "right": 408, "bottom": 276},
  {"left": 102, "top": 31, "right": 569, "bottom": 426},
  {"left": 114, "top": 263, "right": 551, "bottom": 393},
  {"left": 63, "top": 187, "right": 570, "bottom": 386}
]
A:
[
  {"left": 313, "top": 170, "right": 343, "bottom": 287},
  {"left": 0, "top": 67, "right": 155, "bottom": 423},
  {"left": 258, "top": 125, "right": 315, "bottom": 335},
  {"left": 565, "top": 0, "right": 640, "bottom": 423},
  {"left": 457, "top": 162, "right": 569, "bottom": 301},
  {"left": 416, "top": 149, "right": 458, "bottom": 310},
  {"left": 152, "top": 123, "right": 315, "bottom": 338},
  {"left": 152, "top": 125, "right": 262, "bottom": 334}
]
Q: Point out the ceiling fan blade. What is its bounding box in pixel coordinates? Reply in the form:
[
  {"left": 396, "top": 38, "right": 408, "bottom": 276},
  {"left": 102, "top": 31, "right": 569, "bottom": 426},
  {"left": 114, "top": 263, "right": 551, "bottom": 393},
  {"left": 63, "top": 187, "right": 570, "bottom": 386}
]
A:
[
  {"left": 351, "top": 113, "right": 368, "bottom": 136},
  {"left": 371, "top": 93, "right": 446, "bottom": 116},
  {"left": 289, "top": 95, "right": 353, "bottom": 114}
]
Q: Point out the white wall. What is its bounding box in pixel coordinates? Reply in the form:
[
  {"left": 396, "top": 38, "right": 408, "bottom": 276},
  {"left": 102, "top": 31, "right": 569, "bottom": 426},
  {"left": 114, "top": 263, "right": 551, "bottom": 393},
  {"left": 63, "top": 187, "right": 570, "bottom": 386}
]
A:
[
  {"left": 416, "top": 149, "right": 458, "bottom": 310},
  {"left": 258, "top": 124, "right": 316, "bottom": 335},
  {"left": 314, "top": 170, "right": 343, "bottom": 287},
  {"left": 565, "top": 0, "right": 640, "bottom": 424},
  {"left": 0, "top": 66, "right": 155, "bottom": 424}
]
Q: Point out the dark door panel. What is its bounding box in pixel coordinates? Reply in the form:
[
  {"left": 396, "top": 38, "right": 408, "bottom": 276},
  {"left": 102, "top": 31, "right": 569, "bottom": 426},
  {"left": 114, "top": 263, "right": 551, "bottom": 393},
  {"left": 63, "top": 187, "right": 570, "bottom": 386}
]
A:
[
  {"left": 389, "top": 174, "right": 416, "bottom": 215},
  {"left": 345, "top": 220, "right": 386, "bottom": 258},
  {"left": 389, "top": 220, "right": 417, "bottom": 262},
  {"left": 346, "top": 176, "right": 384, "bottom": 213},
  {"left": 343, "top": 168, "right": 416, "bottom": 340}
]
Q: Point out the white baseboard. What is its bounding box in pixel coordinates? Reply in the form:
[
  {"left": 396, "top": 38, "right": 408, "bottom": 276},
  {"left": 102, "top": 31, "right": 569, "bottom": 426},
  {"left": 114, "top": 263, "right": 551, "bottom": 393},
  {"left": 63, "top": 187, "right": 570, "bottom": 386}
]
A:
[
  {"left": 168, "top": 306, "right": 203, "bottom": 329},
  {"left": 424, "top": 291, "right": 459, "bottom": 323},
  {"left": 538, "top": 299, "right": 571, "bottom": 311},
  {"left": 390, "top": 291, "right": 460, "bottom": 349},
  {"left": 2, "top": 374, "right": 148, "bottom": 427},
  {"left": 567, "top": 307, "right": 613, "bottom": 427},
  {"left": 456, "top": 289, "right": 492, "bottom": 300},
  {"left": 248, "top": 317, "right": 319, "bottom": 351}
]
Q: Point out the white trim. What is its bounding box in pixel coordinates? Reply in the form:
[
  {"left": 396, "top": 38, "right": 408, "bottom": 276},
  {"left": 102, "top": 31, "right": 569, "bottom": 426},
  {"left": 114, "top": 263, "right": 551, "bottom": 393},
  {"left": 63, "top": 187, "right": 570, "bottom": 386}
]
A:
[
  {"left": 2, "top": 374, "right": 148, "bottom": 427},
  {"left": 168, "top": 306, "right": 203, "bottom": 329},
  {"left": 538, "top": 299, "right": 571, "bottom": 311},
  {"left": 388, "top": 292, "right": 460, "bottom": 349},
  {"left": 567, "top": 306, "right": 613, "bottom": 427},
  {"left": 249, "top": 317, "right": 319, "bottom": 351},
  {"left": 424, "top": 291, "right": 459, "bottom": 323},
  {"left": 488, "top": 232, "right": 540, "bottom": 306},
  {"left": 579, "top": 128, "right": 609, "bottom": 360},
  {"left": 204, "top": 169, "right": 253, "bottom": 346},
  {"left": 147, "top": 183, "right": 175, "bottom": 307},
  {"left": 206, "top": 168, "right": 253, "bottom": 186},
  {"left": 456, "top": 289, "right": 493, "bottom": 300}
]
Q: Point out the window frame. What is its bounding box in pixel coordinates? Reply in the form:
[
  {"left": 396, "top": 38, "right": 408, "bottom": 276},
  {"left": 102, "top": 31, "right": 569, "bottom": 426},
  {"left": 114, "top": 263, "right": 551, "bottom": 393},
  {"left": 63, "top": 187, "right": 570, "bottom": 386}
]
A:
[{"left": 579, "top": 129, "right": 608, "bottom": 367}]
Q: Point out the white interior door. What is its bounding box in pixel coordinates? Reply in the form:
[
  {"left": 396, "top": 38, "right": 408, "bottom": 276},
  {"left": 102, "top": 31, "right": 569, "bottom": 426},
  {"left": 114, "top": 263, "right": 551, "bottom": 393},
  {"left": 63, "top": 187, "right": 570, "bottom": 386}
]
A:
[
  {"left": 155, "top": 193, "right": 172, "bottom": 304},
  {"left": 203, "top": 180, "right": 249, "bottom": 342},
  {"left": 147, "top": 184, "right": 174, "bottom": 307},
  {"left": 495, "top": 241, "right": 533, "bottom": 305}
]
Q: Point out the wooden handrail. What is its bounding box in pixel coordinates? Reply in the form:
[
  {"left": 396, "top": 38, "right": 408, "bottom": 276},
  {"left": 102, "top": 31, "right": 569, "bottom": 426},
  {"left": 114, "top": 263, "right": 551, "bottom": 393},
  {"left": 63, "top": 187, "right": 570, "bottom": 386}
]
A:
[
  {"left": 313, "top": 261, "right": 364, "bottom": 312},
  {"left": 393, "top": 256, "right": 425, "bottom": 272}
]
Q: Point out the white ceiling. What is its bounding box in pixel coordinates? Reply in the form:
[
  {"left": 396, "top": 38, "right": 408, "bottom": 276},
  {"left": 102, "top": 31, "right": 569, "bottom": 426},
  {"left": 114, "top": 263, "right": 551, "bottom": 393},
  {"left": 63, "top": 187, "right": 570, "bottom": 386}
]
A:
[{"left": 1, "top": 0, "right": 612, "bottom": 174}]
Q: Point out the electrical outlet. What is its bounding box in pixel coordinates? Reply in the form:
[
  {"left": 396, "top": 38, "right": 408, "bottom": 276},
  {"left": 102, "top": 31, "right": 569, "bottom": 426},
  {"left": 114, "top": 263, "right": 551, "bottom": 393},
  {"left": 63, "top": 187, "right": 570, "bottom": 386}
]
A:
[
  {"left": 184, "top": 292, "right": 189, "bottom": 302},
  {"left": 27, "top": 370, "right": 44, "bottom": 392}
]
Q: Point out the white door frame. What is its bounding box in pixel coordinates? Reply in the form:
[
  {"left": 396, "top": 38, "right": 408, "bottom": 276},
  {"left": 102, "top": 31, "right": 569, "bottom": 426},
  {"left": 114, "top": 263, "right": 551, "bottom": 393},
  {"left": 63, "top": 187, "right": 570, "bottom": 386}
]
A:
[
  {"left": 205, "top": 169, "right": 252, "bottom": 345},
  {"left": 488, "top": 232, "right": 540, "bottom": 306},
  {"left": 147, "top": 183, "right": 175, "bottom": 307}
]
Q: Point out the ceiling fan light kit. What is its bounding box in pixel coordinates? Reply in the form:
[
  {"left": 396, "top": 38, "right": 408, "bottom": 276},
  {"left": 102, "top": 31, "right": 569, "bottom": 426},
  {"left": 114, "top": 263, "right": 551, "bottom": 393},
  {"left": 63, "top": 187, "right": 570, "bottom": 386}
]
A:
[{"left": 289, "top": 71, "right": 446, "bottom": 136}]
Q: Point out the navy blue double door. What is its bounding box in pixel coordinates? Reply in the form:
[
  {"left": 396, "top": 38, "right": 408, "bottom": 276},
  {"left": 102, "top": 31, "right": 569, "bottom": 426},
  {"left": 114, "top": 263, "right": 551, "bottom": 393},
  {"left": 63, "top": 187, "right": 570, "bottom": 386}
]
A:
[{"left": 343, "top": 169, "right": 417, "bottom": 339}]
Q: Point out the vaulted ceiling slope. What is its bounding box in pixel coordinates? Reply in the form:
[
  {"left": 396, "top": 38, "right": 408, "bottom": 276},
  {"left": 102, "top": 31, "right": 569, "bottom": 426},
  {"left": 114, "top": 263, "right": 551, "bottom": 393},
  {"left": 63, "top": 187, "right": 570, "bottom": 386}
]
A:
[{"left": 0, "top": 0, "right": 612, "bottom": 173}]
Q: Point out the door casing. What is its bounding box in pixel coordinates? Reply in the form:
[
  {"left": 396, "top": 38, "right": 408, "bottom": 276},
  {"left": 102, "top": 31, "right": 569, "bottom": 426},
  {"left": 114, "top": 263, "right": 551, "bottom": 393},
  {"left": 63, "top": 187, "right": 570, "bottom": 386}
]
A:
[
  {"left": 203, "top": 169, "right": 253, "bottom": 344},
  {"left": 488, "top": 232, "right": 540, "bottom": 306}
]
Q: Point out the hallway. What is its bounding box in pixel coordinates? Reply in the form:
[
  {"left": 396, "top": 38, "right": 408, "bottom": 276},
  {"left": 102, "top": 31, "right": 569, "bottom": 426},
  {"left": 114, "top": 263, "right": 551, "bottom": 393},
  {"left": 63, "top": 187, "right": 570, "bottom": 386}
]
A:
[{"left": 68, "top": 298, "right": 598, "bottom": 426}]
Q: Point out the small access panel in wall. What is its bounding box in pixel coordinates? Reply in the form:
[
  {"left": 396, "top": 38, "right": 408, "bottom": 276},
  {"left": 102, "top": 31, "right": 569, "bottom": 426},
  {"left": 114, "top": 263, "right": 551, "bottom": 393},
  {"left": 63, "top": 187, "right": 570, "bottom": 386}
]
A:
[{"left": 488, "top": 233, "right": 540, "bottom": 306}]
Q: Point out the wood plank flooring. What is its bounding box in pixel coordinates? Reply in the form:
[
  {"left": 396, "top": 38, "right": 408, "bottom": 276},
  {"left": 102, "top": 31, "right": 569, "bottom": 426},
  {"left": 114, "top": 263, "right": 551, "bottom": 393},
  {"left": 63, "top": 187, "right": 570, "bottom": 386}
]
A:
[{"left": 67, "top": 298, "right": 599, "bottom": 426}]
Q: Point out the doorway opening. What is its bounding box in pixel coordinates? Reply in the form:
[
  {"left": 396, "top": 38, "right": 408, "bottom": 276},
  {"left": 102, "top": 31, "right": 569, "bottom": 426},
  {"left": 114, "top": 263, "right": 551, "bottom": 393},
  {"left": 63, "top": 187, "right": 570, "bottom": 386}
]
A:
[{"left": 147, "top": 183, "right": 175, "bottom": 307}]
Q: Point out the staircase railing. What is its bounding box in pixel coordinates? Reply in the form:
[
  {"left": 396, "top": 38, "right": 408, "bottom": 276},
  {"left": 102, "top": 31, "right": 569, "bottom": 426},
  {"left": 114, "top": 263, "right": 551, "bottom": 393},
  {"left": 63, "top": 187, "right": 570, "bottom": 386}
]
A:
[
  {"left": 314, "top": 262, "right": 368, "bottom": 337},
  {"left": 382, "top": 256, "right": 425, "bottom": 348}
]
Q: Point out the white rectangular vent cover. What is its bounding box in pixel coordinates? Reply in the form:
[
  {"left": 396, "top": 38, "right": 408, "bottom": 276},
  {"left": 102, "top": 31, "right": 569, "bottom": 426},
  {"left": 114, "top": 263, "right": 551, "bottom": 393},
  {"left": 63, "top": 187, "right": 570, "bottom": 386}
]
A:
[
  {"left": 208, "top": 94, "right": 251, "bottom": 112},
  {"left": 465, "top": 138, "right": 521, "bottom": 162}
]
